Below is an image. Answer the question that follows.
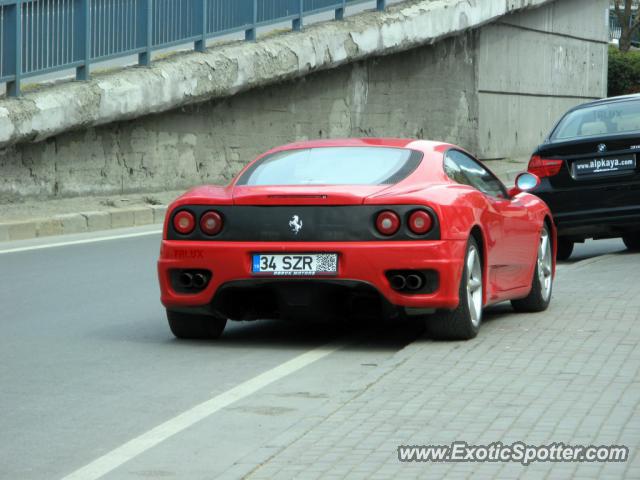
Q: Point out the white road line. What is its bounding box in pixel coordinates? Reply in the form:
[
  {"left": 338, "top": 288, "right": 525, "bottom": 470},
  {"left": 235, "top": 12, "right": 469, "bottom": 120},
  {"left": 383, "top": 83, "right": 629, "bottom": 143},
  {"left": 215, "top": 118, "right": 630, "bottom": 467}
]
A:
[
  {"left": 61, "top": 339, "right": 347, "bottom": 480},
  {"left": 0, "top": 230, "right": 162, "bottom": 255}
]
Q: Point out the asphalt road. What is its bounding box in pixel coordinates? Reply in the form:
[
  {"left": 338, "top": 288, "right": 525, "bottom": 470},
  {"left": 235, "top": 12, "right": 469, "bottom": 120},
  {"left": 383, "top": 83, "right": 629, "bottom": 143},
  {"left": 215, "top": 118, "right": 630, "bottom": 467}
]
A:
[{"left": 0, "top": 229, "right": 628, "bottom": 479}]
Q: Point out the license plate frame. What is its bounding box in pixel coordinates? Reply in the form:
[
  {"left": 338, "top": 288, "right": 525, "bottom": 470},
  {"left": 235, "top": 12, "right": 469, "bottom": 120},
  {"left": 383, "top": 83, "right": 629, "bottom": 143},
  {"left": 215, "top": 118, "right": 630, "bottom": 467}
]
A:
[{"left": 251, "top": 253, "right": 338, "bottom": 276}]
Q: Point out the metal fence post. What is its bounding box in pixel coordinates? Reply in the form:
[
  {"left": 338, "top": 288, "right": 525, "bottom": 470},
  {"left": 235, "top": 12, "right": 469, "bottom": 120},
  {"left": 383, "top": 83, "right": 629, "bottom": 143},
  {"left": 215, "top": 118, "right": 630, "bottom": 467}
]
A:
[
  {"left": 377, "top": 0, "right": 385, "bottom": 11},
  {"left": 292, "top": 0, "right": 303, "bottom": 31},
  {"left": 335, "top": 0, "right": 345, "bottom": 21},
  {"left": 195, "top": 0, "right": 207, "bottom": 52},
  {"left": 245, "top": 0, "right": 257, "bottom": 41},
  {"left": 7, "top": 0, "right": 22, "bottom": 97},
  {"left": 139, "top": 0, "right": 152, "bottom": 65},
  {"left": 76, "top": 0, "right": 91, "bottom": 81}
]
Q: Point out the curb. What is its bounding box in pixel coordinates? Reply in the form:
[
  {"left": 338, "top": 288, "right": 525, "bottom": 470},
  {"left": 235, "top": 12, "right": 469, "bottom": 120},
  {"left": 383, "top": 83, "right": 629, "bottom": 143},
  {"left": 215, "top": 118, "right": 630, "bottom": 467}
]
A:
[{"left": 0, "top": 205, "right": 167, "bottom": 242}]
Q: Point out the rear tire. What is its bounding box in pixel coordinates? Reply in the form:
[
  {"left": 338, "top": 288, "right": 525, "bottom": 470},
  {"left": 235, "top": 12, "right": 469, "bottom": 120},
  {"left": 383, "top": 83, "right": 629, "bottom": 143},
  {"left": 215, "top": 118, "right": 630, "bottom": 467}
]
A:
[
  {"left": 556, "top": 238, "right": 574, "bottom": 261},
  {"left": 167, "top": 310, "right": 227, "bottom": 339},
  {"left": 426, "top": 237, "right": 482, "bottom": 340},
  {"left": 622, "top": 233, "right": 640, "bottom": 251},
  {"left": 512, "top": 225, "right": 553, "bottom": 313}
]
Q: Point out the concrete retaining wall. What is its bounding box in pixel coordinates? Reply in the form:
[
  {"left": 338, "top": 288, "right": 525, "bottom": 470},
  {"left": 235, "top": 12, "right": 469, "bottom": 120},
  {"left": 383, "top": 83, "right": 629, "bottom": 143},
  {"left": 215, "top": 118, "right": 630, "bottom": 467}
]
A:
[
  {"left": 477, "top": 0, "right": 609, "bottom": 158},
  {"left": 0, "top": 0, "right": 608, "bottom": 202}
]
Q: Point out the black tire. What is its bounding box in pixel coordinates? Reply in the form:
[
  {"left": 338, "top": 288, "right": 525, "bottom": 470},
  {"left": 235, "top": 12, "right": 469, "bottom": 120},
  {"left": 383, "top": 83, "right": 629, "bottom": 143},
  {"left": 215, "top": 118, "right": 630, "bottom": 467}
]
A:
[
  {"left": 167, "top": 310, "right": 227, "bottom": 339},
  {"left": 622, "top": 233, "right": 640, "bottom": 251},
  {"left": 426, "top": 237, "right": 482, "bottom": 340},
  {"left": 512, "top": 225, "right": 553, "bottom": 313},
  {"left": 556, "top": 238, "right": 574, "bottom": 261}
]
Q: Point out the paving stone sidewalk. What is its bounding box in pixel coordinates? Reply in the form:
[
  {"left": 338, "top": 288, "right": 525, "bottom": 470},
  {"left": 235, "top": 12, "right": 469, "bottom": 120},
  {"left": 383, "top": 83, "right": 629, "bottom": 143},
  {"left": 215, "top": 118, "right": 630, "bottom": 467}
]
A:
[{"left": 238, "top": 252, "right": 640, "bottom": 479}]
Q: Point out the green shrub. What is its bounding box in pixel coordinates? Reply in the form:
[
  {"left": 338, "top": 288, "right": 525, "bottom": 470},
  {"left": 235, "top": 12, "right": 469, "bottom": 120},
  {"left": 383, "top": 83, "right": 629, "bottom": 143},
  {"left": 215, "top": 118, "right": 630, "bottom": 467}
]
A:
[{"left": 608, "top": 46, "right": 640, "bottom": 96}]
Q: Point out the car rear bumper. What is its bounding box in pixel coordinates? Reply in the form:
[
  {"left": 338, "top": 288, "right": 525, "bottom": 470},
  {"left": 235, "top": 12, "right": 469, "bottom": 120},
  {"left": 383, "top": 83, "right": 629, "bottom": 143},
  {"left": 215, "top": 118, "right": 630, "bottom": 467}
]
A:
[
  {"left": 550, "top": 206, "right": 640, "bottom": 237},
  {"left": 158, "top": 240, "right": 467, "bottom": 314},
  {"left": 534, "top": 187, "right": 640, "bottom": 238}
]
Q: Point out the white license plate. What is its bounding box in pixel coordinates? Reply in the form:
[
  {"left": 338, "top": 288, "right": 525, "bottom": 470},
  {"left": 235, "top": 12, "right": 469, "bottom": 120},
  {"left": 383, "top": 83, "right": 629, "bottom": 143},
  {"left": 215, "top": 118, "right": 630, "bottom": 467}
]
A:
[
  {"left": 572, "top": 155, "right": 636, "bottom": 177},
  {"left": 252, "top": 253, "right": 338, "bottom": 276}
]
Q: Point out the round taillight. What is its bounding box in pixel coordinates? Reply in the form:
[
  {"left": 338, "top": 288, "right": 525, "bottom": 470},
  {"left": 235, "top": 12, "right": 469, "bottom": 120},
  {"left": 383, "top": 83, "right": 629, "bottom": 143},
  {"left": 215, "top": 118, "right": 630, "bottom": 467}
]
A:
[
  {"left": 173, "top": 210, "right": 195, "bottom": 235},
  {"left": 200, "top": 211, "right": 223, "bottom": 236},
  {"left": 375, "top": 210, "right": 400, "bottom": 236},
  {"left": 408, "top": 210, "right": 432, "bottom": 235}
]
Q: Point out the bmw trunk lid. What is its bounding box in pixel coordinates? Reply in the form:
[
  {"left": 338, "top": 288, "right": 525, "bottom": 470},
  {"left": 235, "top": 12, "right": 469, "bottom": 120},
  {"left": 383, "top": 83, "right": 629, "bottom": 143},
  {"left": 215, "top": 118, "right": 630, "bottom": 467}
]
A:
[
  {"left": 534, "top": 133, "right": 640, "bottom": 218},
  {"left": 538, "top": 133, "right": 640, "bottom": 189}
]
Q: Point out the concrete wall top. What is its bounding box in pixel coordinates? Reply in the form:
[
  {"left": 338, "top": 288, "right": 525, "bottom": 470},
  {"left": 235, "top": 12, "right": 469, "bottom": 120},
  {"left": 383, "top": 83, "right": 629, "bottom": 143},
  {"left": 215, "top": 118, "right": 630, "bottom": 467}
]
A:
[
  {"left": 0, "top": 0, "right": 556, "bottom": 150},
  {"left": 500, "top": 0, "right": 609, "bottom": 42}
]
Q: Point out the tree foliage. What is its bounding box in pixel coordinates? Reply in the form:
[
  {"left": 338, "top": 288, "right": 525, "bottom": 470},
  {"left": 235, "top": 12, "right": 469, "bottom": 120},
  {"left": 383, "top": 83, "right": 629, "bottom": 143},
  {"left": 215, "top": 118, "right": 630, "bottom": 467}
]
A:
[
  {"left": 614, "top": 0, "right": 640, "bottom": 52},
  {"left": 608, "top": 45, "right": 640, "bottom": 96}
]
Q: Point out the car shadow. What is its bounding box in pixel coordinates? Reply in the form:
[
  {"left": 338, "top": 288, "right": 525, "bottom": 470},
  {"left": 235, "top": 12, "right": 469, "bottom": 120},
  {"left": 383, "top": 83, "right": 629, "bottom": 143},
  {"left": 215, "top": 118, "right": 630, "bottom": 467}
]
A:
[
  {"left": 101, "top": 312, "right": 427, "bottom": 352},
  {"left": 560, "top": 238, "right": 627, "bottom": 264},
  {"left": 412, "top": 302, "right": 514, "bottom": 343},
  {"left": 205, "top": 316, "right": 425, "bottom": 352},
  {"left": 481, "top": 302, "right": 514, "bottom": 323},
  {"left": 110, "top": 298, "right": 532, "bottom": 348},
  {"left": 124, "top": 302, "right": 525, "bottom": 349}
]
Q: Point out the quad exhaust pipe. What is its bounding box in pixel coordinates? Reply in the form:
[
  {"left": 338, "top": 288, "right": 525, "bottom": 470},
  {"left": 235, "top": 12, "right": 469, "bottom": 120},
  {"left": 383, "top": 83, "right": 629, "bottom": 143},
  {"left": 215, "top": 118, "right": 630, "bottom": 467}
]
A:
[
  {"left": 406, "top": 274, "right": 424, "bottom": 291},
  {"left": 389, "top": 272, "right": 424, "bottom": 292},
  {"left": 192, "top": 273, "right": 208, "bottom": 288},
  {"left": 175, "top": 270, "right": 211, "bottom": 291},
  {"left": 179, "top": 272, "right": 194, "bottom": 288},
  {"left": 390, "top": 275, "right": 407, "bottom": 291}
]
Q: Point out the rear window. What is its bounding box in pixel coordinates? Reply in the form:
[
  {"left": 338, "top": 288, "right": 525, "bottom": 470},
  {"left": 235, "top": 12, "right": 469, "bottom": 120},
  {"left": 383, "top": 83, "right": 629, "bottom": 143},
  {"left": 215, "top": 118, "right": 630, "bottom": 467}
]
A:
[
  {"left": 236, "top": 147, "right": 421, "bottom": 186},
  {"left": 551, "top": 99, "right": 640, "bottom": 141}
]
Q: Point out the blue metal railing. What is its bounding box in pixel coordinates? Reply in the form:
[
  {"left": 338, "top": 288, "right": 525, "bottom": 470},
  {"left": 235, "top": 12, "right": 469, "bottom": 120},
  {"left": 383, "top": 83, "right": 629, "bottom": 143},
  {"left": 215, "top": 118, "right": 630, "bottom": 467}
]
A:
[
  {"left": 0, "top": 0, "right": 386, "bottom": 96},
  {"left": 609, "top": 7, "right": 640, "bottom": 44}
]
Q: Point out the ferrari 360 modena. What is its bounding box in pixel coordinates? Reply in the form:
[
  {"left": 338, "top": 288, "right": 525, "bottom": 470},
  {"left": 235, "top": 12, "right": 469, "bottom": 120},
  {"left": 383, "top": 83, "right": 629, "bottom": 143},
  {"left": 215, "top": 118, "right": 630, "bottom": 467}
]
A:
[{"left": 158, "top": 138, "right": 555, "bottom": 340}]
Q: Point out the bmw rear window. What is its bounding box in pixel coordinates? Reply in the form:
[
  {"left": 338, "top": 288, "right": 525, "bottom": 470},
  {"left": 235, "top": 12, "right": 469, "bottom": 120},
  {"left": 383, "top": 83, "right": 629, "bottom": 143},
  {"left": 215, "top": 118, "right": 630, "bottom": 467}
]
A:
[
  {"left": 550, "top": 99, "right": 640, "bottom": 141},
  {"left": 236, "top": 147, "right": 422, "bottom": 186}
]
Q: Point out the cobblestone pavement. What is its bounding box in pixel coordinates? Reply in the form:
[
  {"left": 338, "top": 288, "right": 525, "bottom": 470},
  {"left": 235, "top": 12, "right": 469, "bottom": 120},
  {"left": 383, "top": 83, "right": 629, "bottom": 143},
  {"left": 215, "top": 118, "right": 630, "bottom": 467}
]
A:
[{"left": 238, "top": 251, "right": 640, "bottom": 479}]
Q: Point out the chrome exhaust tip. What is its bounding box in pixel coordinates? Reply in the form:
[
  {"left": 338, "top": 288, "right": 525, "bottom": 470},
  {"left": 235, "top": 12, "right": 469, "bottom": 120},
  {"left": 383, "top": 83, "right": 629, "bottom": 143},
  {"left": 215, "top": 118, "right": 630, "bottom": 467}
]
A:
[
  {"left": 192, "top": 273, "right": 208, "bottom": 288},
  {"left": 390, "top": 274, "right": 407, "bottom": 291},
  {"left": 178, "top": 272, "right": 194, "bottom": 288},
  {"left": 406, "top": 274, "right": 424, "bottom": 291}
]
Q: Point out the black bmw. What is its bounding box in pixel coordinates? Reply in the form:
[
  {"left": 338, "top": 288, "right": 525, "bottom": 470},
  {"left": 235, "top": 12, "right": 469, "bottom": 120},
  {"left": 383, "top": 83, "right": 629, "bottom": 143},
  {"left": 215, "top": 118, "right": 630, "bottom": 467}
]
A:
[{"left": 528, "top": 94, "right": 640, "bottom": 260}]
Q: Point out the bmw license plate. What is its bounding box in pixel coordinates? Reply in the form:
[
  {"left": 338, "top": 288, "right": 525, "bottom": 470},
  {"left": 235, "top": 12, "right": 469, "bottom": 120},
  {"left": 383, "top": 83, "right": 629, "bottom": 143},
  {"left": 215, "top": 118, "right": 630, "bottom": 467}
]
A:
[
  {"left": 572, "top": 155, "right": 636, "bottom": 178},
  {"left": 252, "top": 253, "right": 338, "bottom": 276}
]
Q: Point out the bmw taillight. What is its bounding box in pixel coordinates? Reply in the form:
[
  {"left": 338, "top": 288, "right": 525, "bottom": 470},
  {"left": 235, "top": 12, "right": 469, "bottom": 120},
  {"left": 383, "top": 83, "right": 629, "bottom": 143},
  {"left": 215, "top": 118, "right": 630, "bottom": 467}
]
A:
[
  {"left": 527, "top": 155, "right": 563, "bottom": 178},
  {"left": 200, "top": 211, "right": 223, "bottom": 236},
  {"left": 375, "top": 210, "right": 401, "bottom": 236},
  {"left": 408, "top": 210, "right": 433, "bottom": 235},
  {"left": 173, "top": 210, "right": 196, "bottom": 235}
]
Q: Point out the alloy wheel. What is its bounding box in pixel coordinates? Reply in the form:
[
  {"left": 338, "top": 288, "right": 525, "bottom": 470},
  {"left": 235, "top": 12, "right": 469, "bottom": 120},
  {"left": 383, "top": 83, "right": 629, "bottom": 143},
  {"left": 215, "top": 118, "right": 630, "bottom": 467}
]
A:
[
  {"left": 466, "top": 245, "right": 483, "bottom": 327},
  {"left": 538, "top": 228, "right": 553, "bottom": 302}
]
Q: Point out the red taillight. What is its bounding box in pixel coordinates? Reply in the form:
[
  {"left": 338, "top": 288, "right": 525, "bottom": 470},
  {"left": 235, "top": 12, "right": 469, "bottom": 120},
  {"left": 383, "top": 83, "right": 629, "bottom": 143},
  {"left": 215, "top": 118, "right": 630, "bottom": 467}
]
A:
[
  {"left": 376, "top": 210, "right": 400, "bottom": 236},
  {"left": 527, "top": 155, "right": 563, "bottom": 178},
  {"left": 408, "top": 210, "right": 433, "bottom": 235},
  {"left": 200, "top": 211, "right": 223, "bottom": 236},
  {"left": 173, "top": 210, "right": 195, "bottom": 235}
]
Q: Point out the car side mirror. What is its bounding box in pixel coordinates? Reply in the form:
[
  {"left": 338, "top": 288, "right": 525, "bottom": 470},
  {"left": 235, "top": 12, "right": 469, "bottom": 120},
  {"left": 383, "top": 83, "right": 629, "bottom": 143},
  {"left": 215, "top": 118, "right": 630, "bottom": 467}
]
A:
[{"left": 509, "top": 172, "right": 540, "bottom": 196}]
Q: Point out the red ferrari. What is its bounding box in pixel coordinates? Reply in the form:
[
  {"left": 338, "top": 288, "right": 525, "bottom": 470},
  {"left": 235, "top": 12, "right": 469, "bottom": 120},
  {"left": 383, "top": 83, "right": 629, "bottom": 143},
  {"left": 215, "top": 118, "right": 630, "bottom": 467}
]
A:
[{"left": 158, "top": 138, "right": 555, "bottom": 340}]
